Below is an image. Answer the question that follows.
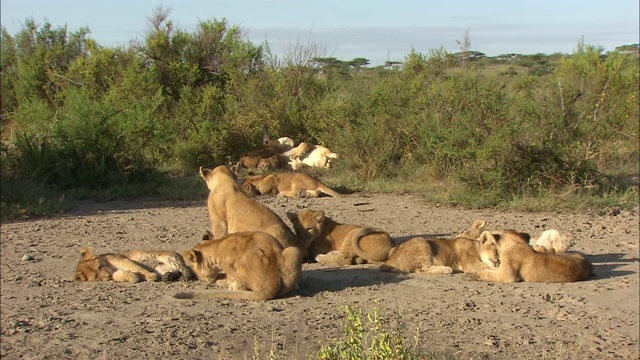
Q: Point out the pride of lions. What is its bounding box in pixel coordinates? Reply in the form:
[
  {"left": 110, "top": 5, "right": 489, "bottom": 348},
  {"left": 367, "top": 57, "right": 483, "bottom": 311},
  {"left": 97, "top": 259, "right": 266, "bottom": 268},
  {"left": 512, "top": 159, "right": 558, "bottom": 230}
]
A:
[{"left": 74, "top": 135, "right": 594, "bottom": 301}]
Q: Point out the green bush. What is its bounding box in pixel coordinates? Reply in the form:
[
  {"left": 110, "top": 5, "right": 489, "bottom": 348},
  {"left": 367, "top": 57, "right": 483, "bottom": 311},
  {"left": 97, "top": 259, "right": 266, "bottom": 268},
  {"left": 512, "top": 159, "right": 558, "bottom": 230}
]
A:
[{"left": 1, "top": 9, "right": 637, "bottom": 219}]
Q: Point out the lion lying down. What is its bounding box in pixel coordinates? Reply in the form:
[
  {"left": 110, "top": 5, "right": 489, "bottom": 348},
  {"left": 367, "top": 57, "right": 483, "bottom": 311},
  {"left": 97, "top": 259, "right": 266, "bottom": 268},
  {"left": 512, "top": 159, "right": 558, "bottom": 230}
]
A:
[
  {"left": 464, "top": 231, "right": 593, "bottom": 283},
  {"left": 286, "top": 209, "right": 394, "bottom": 266},
  {"left": 457, "top": 220, "right": 575, "bottom": 254},
  {"left": 379, "top": 234, "right": 500, "bottom": 275},
  {"left": 174, "top": 231, "right": 303, "bottom": 301},
  {"left": 74, "top": 248, "right": 195, "bottom": 283},
  {"left": 242, "top": 172, "right": 344, "bottom": 198}
]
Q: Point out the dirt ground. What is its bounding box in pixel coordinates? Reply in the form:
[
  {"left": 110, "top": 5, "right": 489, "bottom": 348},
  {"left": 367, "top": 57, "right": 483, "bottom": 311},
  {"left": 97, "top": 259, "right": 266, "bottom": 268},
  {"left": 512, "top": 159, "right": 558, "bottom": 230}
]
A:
[{"left": 1, "top": 192, "right": 638, "bottom": 359}]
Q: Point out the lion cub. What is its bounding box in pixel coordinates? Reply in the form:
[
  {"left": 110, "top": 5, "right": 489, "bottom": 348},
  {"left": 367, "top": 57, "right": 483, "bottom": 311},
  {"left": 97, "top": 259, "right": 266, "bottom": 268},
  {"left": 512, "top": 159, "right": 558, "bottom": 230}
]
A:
[
  {"left": 242, "top": 172, "right": 344, "bottom": 198},
  {"left": 286, "top": 209, "right": 394, "bottom": 266},
  {"left": 199, "top": 165, "right": 308, "bottom": 259},
  {"left": 379, "top": 235, "right": 499, "bottom": 275},
  {"left": 74, "top": 248, "right": 195, "bottom": 283},
  {"left": 529, "top": 229, "right": 575, "bottom": 253},
  {"left": 174, "top": 231, "right": 303, "bottom": 301},
  {"left": 464, "top": 231, "right": 593, "bottom": 283}
]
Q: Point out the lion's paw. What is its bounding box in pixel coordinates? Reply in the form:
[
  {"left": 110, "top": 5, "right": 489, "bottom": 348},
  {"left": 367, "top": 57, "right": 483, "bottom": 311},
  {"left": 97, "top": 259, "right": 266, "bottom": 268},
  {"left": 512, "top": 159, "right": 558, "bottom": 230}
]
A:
[{"left": 145, "top": 273, "right": 161, "bottom": 282}]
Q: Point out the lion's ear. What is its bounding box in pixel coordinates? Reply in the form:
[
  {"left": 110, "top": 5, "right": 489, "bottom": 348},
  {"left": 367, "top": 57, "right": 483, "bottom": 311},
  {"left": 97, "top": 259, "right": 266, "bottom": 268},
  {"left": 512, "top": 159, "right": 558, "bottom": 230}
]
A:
[
  {"left": 79, "top": 247, "right": 95, "bottom": 260},
  {"left": 199, "top": 166, "right": 210, "bottom": 180},
  {"left": 519, "top": 232, "right": 531, "bottom": 242},
  {"left": 471, "top": 220, "right": 486, "bottom": 229},
  {"left": 479, "top": 231, "right": 497, "bottom": 245},
  {"left": 183, "top": 250, "right": 200, "bottom": 264},
  {"left": 314, "top": 210, "right": 326, "bottom": 223},
  {"left": 202, "top": 230, "right": 214, "bottom": 241}
]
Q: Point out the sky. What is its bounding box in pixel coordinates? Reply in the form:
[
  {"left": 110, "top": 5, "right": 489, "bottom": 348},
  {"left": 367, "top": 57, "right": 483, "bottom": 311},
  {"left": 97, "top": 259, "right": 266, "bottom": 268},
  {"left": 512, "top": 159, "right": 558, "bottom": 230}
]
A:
[{"left": 1, "top": 0, "right": 639, "bottom": 66}]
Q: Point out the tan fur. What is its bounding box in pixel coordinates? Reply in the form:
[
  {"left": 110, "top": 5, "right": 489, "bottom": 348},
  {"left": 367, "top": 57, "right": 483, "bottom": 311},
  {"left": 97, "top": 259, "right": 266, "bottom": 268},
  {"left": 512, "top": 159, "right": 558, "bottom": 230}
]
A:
[
  {"left": 74, "top": 248, "right": 195, "bottom": 283},
  {"left": 457, "top": 220, "right": 487, "bottom": 240},
  {"left": 257, "top": 154, "right": 289, "bottom": 172},
  {"left": 198, "top": 165, "right": 308, "bottom": 259},
  {"left": 174, "top": 231, "right": 303, "bottom": 301},
  {"left": 465, "top": 231, "right": 593, "bottom": 283},
  {"left": 530, "top": 229, "right": 574, "bottom": 253},
  {"left": 299, "top": 145, "right": 339, "bottom": 168},
  {"left": 234, "top": 141, "right": 284, "bottom": 173},
  {"left": 242, "top": 172, "right": 344, "bottom": 198},
  {"left": 379, "top": 235, "right": 499, "bottom": 275},
  {"left": 286, "top": 209, "right": 394, "bottom": 266},
  {"left": 283, "top": 142, "right": 314, "bottom": 160}
]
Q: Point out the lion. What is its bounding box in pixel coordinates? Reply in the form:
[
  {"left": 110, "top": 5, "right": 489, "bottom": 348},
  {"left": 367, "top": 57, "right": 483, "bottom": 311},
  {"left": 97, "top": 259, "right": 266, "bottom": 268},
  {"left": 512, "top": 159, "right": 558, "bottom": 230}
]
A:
[
  {"left": 257, "top": 154, "right": 289, "bottom": 172},
  {"left": 286, "top": 209, "right": 394, "bottom": 266},
  {"left": 242, "top": 172, "right": 344, "bottom": 198},
  {"left": 276, "top": 137, "right": 295, "bottom": 152},
  {"left": 174, "top": 231, "right": 303, "bottom": 301},
  {"left": 457, "top": 220, "right": 572, "bottom": 254},
  {"left": 464, "top": 231, "right": 593, "bottom": 283},
  {"left": 73, "top": 248, "right": 195, "bottom": 283},
  {"left": 299, "top": 145, "right": 339, "bottom": 168},
  {"left": 529, "top": 229, "right": 575, "bottom": 253},
  {"left": 198, "top": 165, "right": 308, "bottom": 259},
  {"left": 283, "top": 142, "right": 315, "bottom": 160},
  {"left": 379, "top": 235, "right": 499, "bottom": 275}
]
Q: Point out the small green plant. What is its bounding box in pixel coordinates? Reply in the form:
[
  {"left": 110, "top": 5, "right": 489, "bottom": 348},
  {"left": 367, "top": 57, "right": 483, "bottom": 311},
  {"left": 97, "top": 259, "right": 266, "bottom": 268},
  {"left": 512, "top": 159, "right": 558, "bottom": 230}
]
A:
[{"left": 317, "top": 304, "right": 422, "bottom": 360}]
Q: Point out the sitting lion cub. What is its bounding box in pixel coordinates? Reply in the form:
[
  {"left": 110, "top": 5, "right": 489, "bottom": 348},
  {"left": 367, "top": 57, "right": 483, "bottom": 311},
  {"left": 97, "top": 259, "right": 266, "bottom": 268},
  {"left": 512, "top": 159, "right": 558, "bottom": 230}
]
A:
[
  {"left": 199, "top": 165, "right": 308, "bottom": 259},
  {"left": 379, "top": 235, "right": 499, "bottom": 275},
  {"left": 464, "top": 231, "right": 593, "bottom": 283},
  {"left": 74, "top": 248, "right": 195, "bottom": 283},
  {"left": 174, "top": 231, "right": 303, "bottom": 301},
  {"left": 242, "top": 172, "right": 344, "bottom": 198},
  {"left": 286, "top": 209, "right": 394, "bottom": 266}
]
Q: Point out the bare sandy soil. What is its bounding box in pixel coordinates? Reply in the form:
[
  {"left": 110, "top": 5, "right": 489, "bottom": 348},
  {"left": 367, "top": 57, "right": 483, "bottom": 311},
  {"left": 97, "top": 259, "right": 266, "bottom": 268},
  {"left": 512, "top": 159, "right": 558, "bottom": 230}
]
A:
[{"left": 1, "top": 193, "right": 638, "bottom": 359}]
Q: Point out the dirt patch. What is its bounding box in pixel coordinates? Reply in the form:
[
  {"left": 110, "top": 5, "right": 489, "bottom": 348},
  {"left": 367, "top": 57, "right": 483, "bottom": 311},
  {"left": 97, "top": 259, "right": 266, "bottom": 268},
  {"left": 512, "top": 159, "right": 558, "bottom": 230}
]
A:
[{"left": 1, "top": 193, "right": 638, "bottom": 359}]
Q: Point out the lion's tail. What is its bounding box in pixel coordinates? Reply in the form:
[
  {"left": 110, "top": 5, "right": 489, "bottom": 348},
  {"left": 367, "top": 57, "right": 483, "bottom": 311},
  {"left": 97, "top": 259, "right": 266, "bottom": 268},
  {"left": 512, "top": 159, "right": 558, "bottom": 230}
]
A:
[
  {"left": 173, "top": 289, "right": 274, "bottom": 301},
  {"left": 318, "top": 183, "right": 346, "bottom": 198},
  {"left": 278, "top": 246, "right": 303, "bottom": 296},
  {"left": 351, "top": 227, "right": 394, "bottom": 263}
]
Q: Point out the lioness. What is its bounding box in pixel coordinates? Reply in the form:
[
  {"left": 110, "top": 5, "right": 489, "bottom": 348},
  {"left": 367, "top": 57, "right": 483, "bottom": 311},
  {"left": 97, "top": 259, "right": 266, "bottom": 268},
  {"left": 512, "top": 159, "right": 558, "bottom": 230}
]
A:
[
  {"left": 464, "top": 231, "right": 593, "bottom": 283},
  {"left": 174, "top": 231, "right": 303, "bottom": 301},
  {"left": 74, "top": 248, "right": 195, "bottom": 283},
  {"left": 242, "top": 172, "right": 344, "bottom": 198},
  {"left": 286, "top": 209, "right": 394, "bottom": 266},
  {"left": 199, "top": 165, "right": 308, "bottom": 258},
  {"left": 379, "top": 235, "right": 499, "bottom": 275}
]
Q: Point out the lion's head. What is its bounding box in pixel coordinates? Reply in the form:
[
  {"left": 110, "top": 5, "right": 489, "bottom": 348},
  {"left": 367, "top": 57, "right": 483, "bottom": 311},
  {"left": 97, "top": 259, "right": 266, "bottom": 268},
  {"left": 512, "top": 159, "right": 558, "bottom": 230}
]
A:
[
  {"left": 74, "top": 248, "right": 111, "bottom": 281},
  {"left": 286, "top": 209, "right": 325, "bottom": 246},
  {"left": 182, "top": 245, "right": 221, "bottom": 283},
  {"left": 476, "top": 231, "right": 500, "bottom": 268}
]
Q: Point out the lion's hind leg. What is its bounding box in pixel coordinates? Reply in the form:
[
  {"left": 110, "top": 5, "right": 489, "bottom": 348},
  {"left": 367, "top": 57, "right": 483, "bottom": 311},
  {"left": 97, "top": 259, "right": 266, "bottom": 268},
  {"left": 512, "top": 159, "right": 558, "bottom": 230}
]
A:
[
  {"left": 416, "top": 265, "right": 453, "bottom": 275},
  {"left": 113, "top": 258, "right": 160, "bottom": 282},
  {"left": 315, "top": 251, "right": 353, "bottom": 266},
  {"left": 468, "top": 266, "right": 519, "bottom": 283},
  {"left": 112, "top": 269, "right": 142, "bottom": 283},
  {"left": 156, "top": 253, "right": 197, "bottom": 281}
]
